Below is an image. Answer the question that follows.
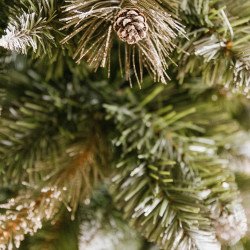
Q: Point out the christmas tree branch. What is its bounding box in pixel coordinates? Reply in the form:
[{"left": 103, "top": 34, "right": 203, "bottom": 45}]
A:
[
  {"left": 0, "top": 187, "right": 63, "bottom": 249},
  {"left": 0, "top": 56, "right": 110, "bottom": 185},
  {"left": 0, "top": 130, "right": 109, "bottom": 249},
  {"left": 105, "top": 85, "right": 246, "bottom": 249},
  {"left": 41, "top": 131, "right": 110, "bottom": 214},
  {"left": 178, "top": 3, "right": 250, "bottom": 95},
  {"left": 61, "top": 0, "right": 185, "bottom": 85},
  {"left": 0, "top": 0, "right": 60, "bottom": 57}
]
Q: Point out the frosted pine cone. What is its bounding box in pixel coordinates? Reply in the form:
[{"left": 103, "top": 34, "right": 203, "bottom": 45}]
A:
[{"left": 113, "top": 9, "right": 148, "bottom": 44}]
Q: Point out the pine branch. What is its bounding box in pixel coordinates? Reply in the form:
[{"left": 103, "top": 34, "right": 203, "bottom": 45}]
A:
[
  {"left": 0, "top": 57, "right": 112, "bottom": 248},
  {"left": 0, "top": 129, "right": 109, "bottom": 249},
  {"left": 111, "top": 156, "right": 223, "bottom": 250},
  {"left": 61, "top": 0, "right": 185, "bottom": 86},
  {"left": 40, "top": 132, "right": 110, "bottom": 214},
  {"left": 233, "top": 45, "right": 250, "bottom": 93},
  {"left": 104, "top": 86, "right": 243, "bottom": 249},
  {"left": 0, "top": 56, "right": 111, "bottom": 184},
  {"left": 0, "top": 0, "right": 59, "bottom": 57},
  {"left": 177, "top": 5, "right": 250, "bottom": 95},
  {"left": 0, "top": 68, "right": 67, "bottom": 183},
  {"left": 0, "top": 187, "right": 63, "bottom": 249}
]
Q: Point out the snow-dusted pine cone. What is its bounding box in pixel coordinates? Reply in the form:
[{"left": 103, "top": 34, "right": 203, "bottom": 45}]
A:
[{"left": 113, "top": 8, "right": 148, "bottom": 44}]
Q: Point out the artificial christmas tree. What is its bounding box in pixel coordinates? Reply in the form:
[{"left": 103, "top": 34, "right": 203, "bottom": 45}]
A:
[{"left": 0, "top": 0, "right": 250, "bottom": 249}]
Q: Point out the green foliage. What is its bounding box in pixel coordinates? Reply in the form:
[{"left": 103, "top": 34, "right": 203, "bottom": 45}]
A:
[
  {"left": 178, "top": 0, "right": 250, "bottom": 95},
  {"left": 0, "top": 0, "right": 62, "bottom": 58},
  {"left": 0, "top": 56, "right": 109, "bottom": 185},
  {"left": 105, "top": 85, "right": 240, "bottom": 249},
  {"left": 0, "top": 58, "right": 111, "bottom": 247},
  {"left": 0, "top": 53, "right": 247, "bottom": 248},
  {"left": 0, "top": 0, "right": 249, "bottom": 249}
]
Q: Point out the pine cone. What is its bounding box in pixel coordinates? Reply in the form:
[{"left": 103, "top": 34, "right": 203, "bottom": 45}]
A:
[{"left": 113, "top": 8, "right": 148, "bottom": 44}]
